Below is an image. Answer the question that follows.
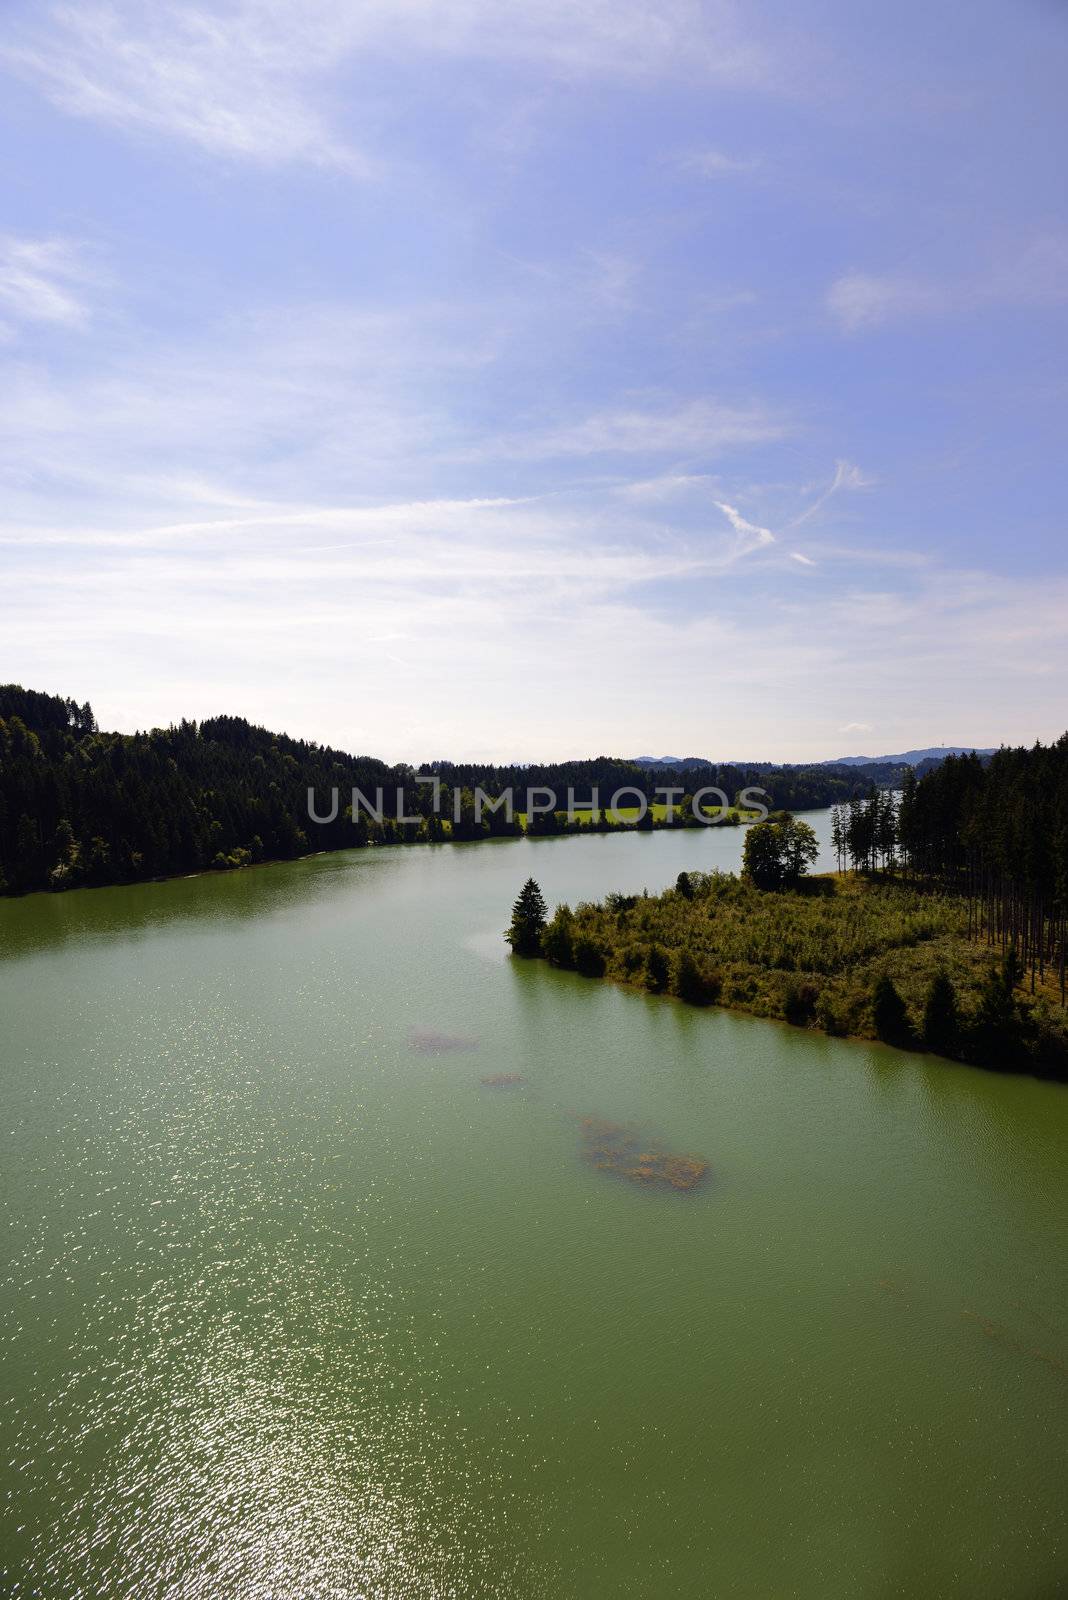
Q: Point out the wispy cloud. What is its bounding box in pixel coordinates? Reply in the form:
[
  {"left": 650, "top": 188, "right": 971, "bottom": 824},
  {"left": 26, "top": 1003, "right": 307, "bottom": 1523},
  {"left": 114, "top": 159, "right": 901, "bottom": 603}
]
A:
[
  {"left": 828, "top": 236, "right": 1068, "bottom": 331},
  {"left": 676, "top": 148, "right": 762, "bottom": 177},
  {"left": 6, "top": 489, "right": 1066, "bottom": 759},
  {"left": 3, "top": 0, "right": 773, "bottom": 170},
  {"left": 2, "top": 3, "right": 370, "bottom": 172},
  {"left": 0, "top": 236, "right": 101, "bottom": 329},
  {"left": 790, "top": 551, "right": 815, "bottom": 566},
  {"left": 826, "top": 274, "right": 945, "bottom": 333},
  {"left": 787, "top": 459, "right": 873, "bottom": 528},
  {"left": 615, "top": 473, "right": 713, "bottom": 500},
  {"left": 715, "top": 500, "right": 774, "bottom": 550},
  {"left": 495, "top": 398, "right": 787, "bottom": 461}
]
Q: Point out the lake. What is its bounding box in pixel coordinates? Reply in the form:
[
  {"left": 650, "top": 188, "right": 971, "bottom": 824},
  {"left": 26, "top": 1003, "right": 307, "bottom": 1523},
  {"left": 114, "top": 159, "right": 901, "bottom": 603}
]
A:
[{"left": 1, "top": 814, "right": 1066, "bottom": 1598}]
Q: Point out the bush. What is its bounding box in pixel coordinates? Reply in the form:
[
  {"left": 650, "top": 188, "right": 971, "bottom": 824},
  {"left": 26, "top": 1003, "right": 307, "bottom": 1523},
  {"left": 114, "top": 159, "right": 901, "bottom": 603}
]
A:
[
  {"left": 783, "top": 981, "right": 819, "bottom": 1026},
  {"left": 672, "top": 949, "right": 719, "bottom": 1005},
  {"left": 644, "top": 944, "right": 670, "bottom": 993},
  {"left": 816, "top": 996, "right": 846, "bottom": 1035},
  {"left": 572, "top": 935, "right": 606, "bottom": 978},
  {"left": 541, "top": 906, "right": 575, "bottom": 968}
]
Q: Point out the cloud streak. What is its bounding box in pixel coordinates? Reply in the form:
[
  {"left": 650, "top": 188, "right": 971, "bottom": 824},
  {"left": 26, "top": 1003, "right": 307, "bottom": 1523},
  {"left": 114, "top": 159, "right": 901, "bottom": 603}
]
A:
[
  {"left": 0, "top": 236, "right": 100, "bottom": 329},
  {"left": 3, "top": 0, "right": 772, "bottom": 170},
  {"left": 828, "top": 236, "right": 1068, "bottom": 331}
]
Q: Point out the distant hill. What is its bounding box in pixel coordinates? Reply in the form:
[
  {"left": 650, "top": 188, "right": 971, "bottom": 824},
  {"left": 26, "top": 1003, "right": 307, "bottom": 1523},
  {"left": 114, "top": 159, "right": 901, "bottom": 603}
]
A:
[
  {"left": 634, "top": 747, "right": 996, "bottom": 769},
  {"left": 827, "top": 747, "right": 997, "bottom": 767},
  {"left": 632, "top": 755, "right": 711, "bottom": 768}
]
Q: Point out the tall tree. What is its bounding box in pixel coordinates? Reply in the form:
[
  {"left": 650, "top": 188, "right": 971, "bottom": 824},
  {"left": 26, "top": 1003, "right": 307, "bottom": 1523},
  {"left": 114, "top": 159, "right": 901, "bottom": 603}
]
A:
[{"left": 506, "top": 878, "right": 548, "bottom": 956}]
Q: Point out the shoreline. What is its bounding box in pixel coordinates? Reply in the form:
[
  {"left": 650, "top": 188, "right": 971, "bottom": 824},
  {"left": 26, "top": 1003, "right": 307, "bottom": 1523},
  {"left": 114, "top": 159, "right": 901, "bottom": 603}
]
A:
[{"left": 0, "top": 809, "right": 771, "bottom": 904}]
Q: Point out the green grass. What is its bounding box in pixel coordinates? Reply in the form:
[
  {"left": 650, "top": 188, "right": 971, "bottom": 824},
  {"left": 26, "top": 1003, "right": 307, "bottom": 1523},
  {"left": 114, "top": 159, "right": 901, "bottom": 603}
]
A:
[{"left": 513, "top": 804, "right": 760, "bottom": 827}]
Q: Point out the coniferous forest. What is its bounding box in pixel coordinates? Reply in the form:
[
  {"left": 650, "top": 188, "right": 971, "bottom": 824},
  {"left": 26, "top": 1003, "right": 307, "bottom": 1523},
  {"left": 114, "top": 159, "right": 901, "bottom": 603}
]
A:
[{"left": 0, "top": 683, "right": 941, "bottom": 895}]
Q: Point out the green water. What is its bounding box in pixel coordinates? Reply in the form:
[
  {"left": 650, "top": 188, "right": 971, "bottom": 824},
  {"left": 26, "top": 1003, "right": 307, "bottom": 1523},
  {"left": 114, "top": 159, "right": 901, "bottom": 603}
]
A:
[{"left": 1, "top": 821, "right": 1066, "bottom": 1599}]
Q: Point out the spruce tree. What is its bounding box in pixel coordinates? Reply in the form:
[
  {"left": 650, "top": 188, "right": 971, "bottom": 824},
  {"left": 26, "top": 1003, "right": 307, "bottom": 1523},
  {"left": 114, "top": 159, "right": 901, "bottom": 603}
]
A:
[
  {"left": 872, "top": 974, "right": 909, "bottom": 1042},
  {"left": 506, "top": 878, "right": 548, "bottom": 956},
  {"left": 922, "top": 972, "right": 959, "bottom": 1055}
]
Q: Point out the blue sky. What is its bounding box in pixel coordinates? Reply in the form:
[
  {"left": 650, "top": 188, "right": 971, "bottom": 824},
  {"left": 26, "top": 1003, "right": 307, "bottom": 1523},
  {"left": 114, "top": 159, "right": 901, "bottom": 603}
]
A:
[{"left": 1, "top": 0, "right": 1066, "bottom": 762}]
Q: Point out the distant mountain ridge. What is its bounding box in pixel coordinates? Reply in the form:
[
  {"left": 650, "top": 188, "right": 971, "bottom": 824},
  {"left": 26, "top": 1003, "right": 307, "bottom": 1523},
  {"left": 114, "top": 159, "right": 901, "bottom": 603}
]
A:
[
  {"left": 827, "top": 746, "right": 996, "bottom": 767},
  {"left": 633, "top": 747, "right": 996, "bottom": 769}
]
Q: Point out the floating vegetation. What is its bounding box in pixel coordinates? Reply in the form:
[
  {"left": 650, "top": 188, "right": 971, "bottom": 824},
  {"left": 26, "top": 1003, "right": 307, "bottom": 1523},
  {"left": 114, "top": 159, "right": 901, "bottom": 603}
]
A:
[
  {"left": 480, "top": 1073, "right": 525, "bottom": 1087},
  {"left": 408, "top": 1027, "right": 479, "bottom": 1054},
  {"left": 577, "top": 1115, "right": 708, "bottom": 1192},
  {"left": 962, "top": 1308, "right": 1068, "bottom": 1381},
  {"left": 876, "top": 1279, "right": 1068, "bottom": 1383}
]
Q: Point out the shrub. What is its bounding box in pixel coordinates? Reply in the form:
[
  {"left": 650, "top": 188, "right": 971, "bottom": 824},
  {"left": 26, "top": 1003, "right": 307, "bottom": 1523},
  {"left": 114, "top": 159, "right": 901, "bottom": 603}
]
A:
[
  {"left": 783, "top": 981, "right": 819, "bottom": 1026},
  {"left": 572, "top": 935, "right": 606, "bottom": 978},
  {"left": 672, "top": 949, "right": 719, "bottom": 1005},
  {"left": 541, "top": 906, "right": 575, "bottom": 968},
  {"left": 644, "top": 944, "right": 670, "bottom": 993}
]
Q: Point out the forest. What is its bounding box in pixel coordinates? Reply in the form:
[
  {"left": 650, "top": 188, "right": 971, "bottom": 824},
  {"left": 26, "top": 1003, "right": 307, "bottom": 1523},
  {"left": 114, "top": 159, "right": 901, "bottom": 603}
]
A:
[
  {"left": 508, "top": 737, "right": 1068, "bottom": 1078},
  {"left": 0, "top": 684, "right": 930, "bottom": 896}
]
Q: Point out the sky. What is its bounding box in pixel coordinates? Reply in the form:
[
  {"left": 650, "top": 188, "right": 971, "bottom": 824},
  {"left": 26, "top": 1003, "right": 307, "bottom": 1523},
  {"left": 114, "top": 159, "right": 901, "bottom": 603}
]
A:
[{"left": 1, "top": 0, "right": 1066, "bottom": 763}]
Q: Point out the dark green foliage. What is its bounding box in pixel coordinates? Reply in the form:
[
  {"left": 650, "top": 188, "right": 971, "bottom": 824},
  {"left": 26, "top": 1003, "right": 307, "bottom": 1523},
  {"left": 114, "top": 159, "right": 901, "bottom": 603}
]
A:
[
  {"left": 742, "top": 816, "right": 819, "bottom": 888},
  {"left": 971, "top": 950, "right": 1026, "bottom": 1067},
  {"left": 0, "top": 686, "right": 418, "bottom": 894},
  {"left": 923, "top": 972, "right": 959, "bottom": 1055},
  {"left": 518, "top": 871, "right": 1068, "bottom": 1075},
  {"left": 672, "top": 949, "right": 719, "bottom": 1005},
  {"left": 506, "top": 878, "right": 548, "bottom": 957},
  {"left": 572, "top": 935, "right": 606, "bottom": 977},
  {"left": 541, "top": 905, "right": 575, "bottom": 967},
  {"left": 644, "top": 945, "right": 670, "bottom": 993},
  {"left": 675, "top": 871, "right": 694, "bottom": 899},
  {"left": 783, "top": 982, "right": 818, "bottom": 1026},
  {"left": 433, "top": 752, "right": 921, "bottom": 818},
  {"left": 1, "top": 682, "right": 920, "bottom": 898},
  {"left": 872, "top": 975, "right": 910, "bottom": 1042}
]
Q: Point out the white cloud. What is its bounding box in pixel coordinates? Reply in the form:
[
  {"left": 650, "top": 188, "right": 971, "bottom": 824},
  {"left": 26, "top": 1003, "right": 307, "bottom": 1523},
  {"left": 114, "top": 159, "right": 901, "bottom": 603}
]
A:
[
  {"left": 6, "top": 492, "right": 1067, "bottom": 760},
  {"left": 2, "top": 3, "right": 368, "bottom": 171},
  {"left": 715, "top": 500, "right": 775, "bottom": 548},
  {"left": 615, "top": 473, "right": 713, "bottom": 500},
  {"left": 790, "top": 551, "right": 815, "bottom": 566},
  {"left": 0, "top": 236, "right": 100, "bottom": 328},
  {"left": 826, "top": 273, "right": 945, "bottom": 332},
  {"left": 3, "top": 0, "right": 772, "bottom": 170}
]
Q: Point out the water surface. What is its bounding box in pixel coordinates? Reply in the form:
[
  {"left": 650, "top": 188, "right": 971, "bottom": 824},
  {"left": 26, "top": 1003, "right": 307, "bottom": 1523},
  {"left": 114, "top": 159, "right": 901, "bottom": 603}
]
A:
[{"left": 2, "top": 818, "right": 1066, "bottom": 1597}]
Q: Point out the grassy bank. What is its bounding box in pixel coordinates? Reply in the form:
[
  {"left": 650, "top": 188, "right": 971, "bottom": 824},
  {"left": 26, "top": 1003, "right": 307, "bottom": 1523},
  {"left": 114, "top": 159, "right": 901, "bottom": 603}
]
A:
[{"left": 530, "top": 871, "right": 1068, "bottom": 1078}]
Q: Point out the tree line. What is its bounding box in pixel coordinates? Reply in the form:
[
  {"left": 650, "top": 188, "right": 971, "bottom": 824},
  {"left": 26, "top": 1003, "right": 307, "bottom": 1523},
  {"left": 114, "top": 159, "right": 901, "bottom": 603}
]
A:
[
  {"left": 829, "top": 738, "right": 1068, "bottom": 1006},
  {"left": 507, "top": 869, "right": 1068, "bottom": 1078},
  {"left": 0, "top": 683, "right": 931, "bottom": 896}
]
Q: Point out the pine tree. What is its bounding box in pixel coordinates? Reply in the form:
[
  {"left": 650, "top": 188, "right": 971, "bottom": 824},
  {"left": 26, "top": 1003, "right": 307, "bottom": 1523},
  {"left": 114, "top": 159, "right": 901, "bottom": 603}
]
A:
[
  {"left": 506, "top": 878, "right": 548, "bottom": 956},
  {"left": 922, "top": 972, "right": 959, "bottom": 1054},
  {"left": 872, "top": 974, "right": 909, "bottom": 1042},
  {"left": 972, "top": 948, "right": 1024, "bottom": 1064}
]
